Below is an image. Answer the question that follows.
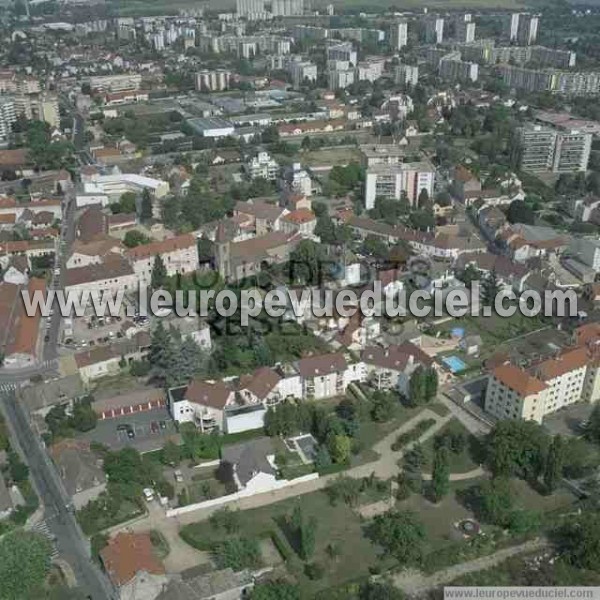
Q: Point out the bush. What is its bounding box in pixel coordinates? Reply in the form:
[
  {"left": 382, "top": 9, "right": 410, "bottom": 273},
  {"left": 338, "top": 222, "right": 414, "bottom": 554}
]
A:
[
  {"left": 270, "top": 529, "right": 294, "bottom": 562},
  {"left": 305, "top": 562, "right": 325, "bottom": 580},
  {"left": 391, "top": 419, "right": 436, "bottom": 451},
  {"left": 213, "top": 537, "right": 261, "bottom": 571}
]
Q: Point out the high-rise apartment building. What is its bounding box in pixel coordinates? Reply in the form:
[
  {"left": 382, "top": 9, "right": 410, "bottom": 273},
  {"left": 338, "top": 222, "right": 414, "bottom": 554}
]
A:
[
  {"left": 0, "top": 98, "right": 16, "bottom": 143},
  {"left": 390, "top": 21, "right": 408, "bottom": 50},
  {"left": 236, "top": 0, "right": 266, "bottom": 20},
  {"left": 271, "top": 0, "right": 303, "bottom": 16},
  {"left": 518, "top": 124, "right": 557, "bottom": 172},
  {"left": 517, "top": 13, "right": 539, "bottom": 45},
  {"left": 395, "top": 64, "right": 419, "bottom": 86},
  {"left": 194, "top": 70, "right": 231, "bottom": 92},
  {"left": 425, "top": 17, "right": 444, "bottom": 44},
  {"left": 518, "top": 123, "right": 591, "bottom": 173},
  {"left": 289, "top": 60, "right": 317, "bottom": 89},
  {"left": 552, "top": 129, "right": 592, "bottom": 173},
  {"left": 327, "top": 42, "right": 357, "bottom": 65},
  {"left": 364, "top": 162, "right": 435, "bottom": 209}
]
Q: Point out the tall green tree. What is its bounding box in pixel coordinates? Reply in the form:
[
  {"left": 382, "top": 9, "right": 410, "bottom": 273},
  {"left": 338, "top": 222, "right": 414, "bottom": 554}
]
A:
[
  {"left": 0, "top": 531, "right": 52, "bottom": 599},
  {"left": 544, "top": 435, "right": 564, "bottom": 493},
  {"left": 291, "top": 504, "right": 317, "bottom": 560},
  {"left": 140, "top": 188, "right": 153, "bottom": 222},
  {"left": 481, "top": 269, "right": 501, "bottom": 307},
  {"left": 431, "top": 446, "right": 450, "bottom": 502},
  {"left": 151, "top": 255, "right": 168, "bottom": 290},
  {"left": 148, "top": 322, "right": 177, "bottom": 384},
  {"left": 367, "top": 510, "right": 425, "bottom": 565},
  {"left": 585, "top": 404, "right": 600, "bottom": 446}
]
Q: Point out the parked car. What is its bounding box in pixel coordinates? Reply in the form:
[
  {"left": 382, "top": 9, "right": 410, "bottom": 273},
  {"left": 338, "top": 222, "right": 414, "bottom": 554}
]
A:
[
  {"left": 126, "top": 428, "right": 135, "bottom": 439},
  {"left": 116, "top": 424, "right": 130, "bottom": 432},
  {"left": 143, "top": 488, "right": 155, "bottom": 502},
  {"left": 150, "top": 422, "right": 159, "bottom": 434},
  {"left": 174, "top": 469, "right": 183, "bottom": 483}
]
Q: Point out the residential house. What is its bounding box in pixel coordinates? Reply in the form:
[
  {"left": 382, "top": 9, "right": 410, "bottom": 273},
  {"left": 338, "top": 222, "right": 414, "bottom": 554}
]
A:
[
  {"left": 168, "top": 379, "right": 236, "bottom": 432},
  {"left": 221, "top": 438, "right": 278, "bottom": 494},
  {"left": 100, "top": 533, "right": 167, "bottom": 600},
  {"left": 281, "top": 208, "right": 317, "bottom": 237},
  {"left": 362, "top": 342, "right": 433, "bottom": 398}
]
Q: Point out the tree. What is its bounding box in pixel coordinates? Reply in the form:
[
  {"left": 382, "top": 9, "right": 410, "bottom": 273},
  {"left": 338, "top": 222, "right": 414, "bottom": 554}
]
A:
[
  {"left": 141, "top": 188, "right": 153, "bottom": 222},
  {"left": 213, "top": 537, "right": 261, "bottom": 570},
  {"left": 161, "top": 440, "right": 181, "bottom": 466},
  {"left": 431, "top": 446, "right": 450, "bottom": 502},
  {"left": 118, "top": 191, "right": 137, "bottom": 214},
  {"left": 543, "top": 435, "right": 564, "bottom": 493},
  {"left": 179, "top": 336, "right": 205, "bottom": 382},
  {"left": 148, "top": 322, "right": 177, "bottom": 384},
  {"left": 481, "top": 269, "right": 501, "bottom": 307},
  {"left": 8, "top": 450, "right": 29, "bottom": 483},
  {"left": 408, "top": 366, "right": 437, "bottom": 407},
  {"left": 71, "top": 397, "right": 97, "bottom": 432},
  {"left": 371, "top": 390, "right": 397, "bottom": 422},
  {"left": 327, "top": 434, "right": 352, "bottom": 464},
  {"left": 249, "top": 582, "right": 300, "bottom": 600},
  {"left": 585, "top": 404, "right": 600, "bottom": 446},
  {"left": 290, "top": 504, "right": 317, "bottom": 560},
  {"left": 403, "top": 444, "right": 426, "bottom": 493},
  {"left": 469, "top": 477, "right": 514, "bottom": 527},
  {"left": 485, "top": 420, "right": 550, "bottom": 480},
  {"left": 151, "top": 255, "right": 168, "bottom": 290},
  {"left": 0, "top": 531, "right": 51, "bottom": 598},
  {"left": 288, "top": 240, "right": 326, "bottom": 285},
  {"left": 325, "top": 476, "right": 362, "bottom": 507},
  {"left": 123, "top": 230, "right": 151, "bottom": 248},
  {"left": 359, "top": 581, "right": 405, "bottom": 600},
  {"left": 418, "top": 188, "right": 431, "bottom": 209},
  {"left": 367, "top": 510, "right": 425, "bottom": 565},
  {"left": 554, "top": 512, "right": 600, "bottom": 572},
  {"left": 507, "top": 200, "right": 534, "bottom": 225}
]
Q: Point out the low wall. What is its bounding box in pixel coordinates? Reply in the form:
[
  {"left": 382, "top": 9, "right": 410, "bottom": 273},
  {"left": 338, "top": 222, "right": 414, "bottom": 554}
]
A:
[{"left": 166, "top": 473, "right": 319, "bottom": 518}]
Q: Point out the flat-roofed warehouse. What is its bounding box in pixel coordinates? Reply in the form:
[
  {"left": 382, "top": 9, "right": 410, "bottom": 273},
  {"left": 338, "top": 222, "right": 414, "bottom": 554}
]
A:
[{"left": 186, "top": 117, "right": 235, "bottom": 138}]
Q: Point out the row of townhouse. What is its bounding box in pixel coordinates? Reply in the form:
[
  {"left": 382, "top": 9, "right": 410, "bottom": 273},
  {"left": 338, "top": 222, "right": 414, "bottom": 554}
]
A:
[
  {"left": 346, "top": 216, "right": 486, "bottom": 260},
  {"left": 167, "top": 344, "right": 437, "bottom": 434},
  {"left": 484, "top": 323, "right": 600, "bottom": 424}
]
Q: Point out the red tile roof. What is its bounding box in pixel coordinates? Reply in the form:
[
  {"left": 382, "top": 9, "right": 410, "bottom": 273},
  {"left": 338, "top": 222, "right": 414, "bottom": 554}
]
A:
[
  {"left": 492, "top": 363, "right": 546, "bottom": 397},
  {"left": 296, "top": 352, "right": 347, "bottom": 378},
  {"left": 100, "top": 533, "right": 164, "bottom": 587},
  {"left": 185, "top": 379, "right": 233, "bottom": 410},
  {"left": 126, "top": 234, "right": 196, "bottom": 261}
]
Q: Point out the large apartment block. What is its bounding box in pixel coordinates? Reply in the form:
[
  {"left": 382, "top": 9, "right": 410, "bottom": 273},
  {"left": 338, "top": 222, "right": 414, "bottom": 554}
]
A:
[
  {"left": 485, "top": 344, "right": 594, "bottom": 424},
  {"left": 390, "top": 21, "right": 408, "bottom": 50},
  {"left": 364, "top": 162, "right": 435, "bottom": 210},
  {"left": 194, "top": 70, "right": 231, "bottom": 92},
  {"left": 498, "top": 64, "right": 600, "bottom": 95},
  {"left": 518, "top": 123, "right": 591, "bottom": 173}
]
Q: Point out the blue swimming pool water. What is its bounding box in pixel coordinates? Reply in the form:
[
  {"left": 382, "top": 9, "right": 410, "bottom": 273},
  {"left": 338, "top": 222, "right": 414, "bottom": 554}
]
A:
[{"left": 443, "top": 355, "right": 468, "bottom": 373}]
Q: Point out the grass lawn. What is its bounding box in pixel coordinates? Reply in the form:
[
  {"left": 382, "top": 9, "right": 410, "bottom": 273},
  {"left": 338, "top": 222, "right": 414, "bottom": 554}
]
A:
[
  {"left": 181, "top": 489, "right": 388, "bottom": 596},
  {"left": 300, "top": 147, "right": 362, "bottom": 168},
  {"left": 186, "top": 468, "right": 229, "bottom": 502},
  {"left": 420, "top": 418, "right": 481, "bottom": 474}
]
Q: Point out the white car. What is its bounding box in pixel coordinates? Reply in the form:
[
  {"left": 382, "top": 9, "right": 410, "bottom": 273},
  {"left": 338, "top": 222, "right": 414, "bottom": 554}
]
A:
[
  {"left": 143, "top": 488, "right": 155, "bottom": 502},
  {"left": 174, "top": 469, "right": 183, "bottom": 483}
]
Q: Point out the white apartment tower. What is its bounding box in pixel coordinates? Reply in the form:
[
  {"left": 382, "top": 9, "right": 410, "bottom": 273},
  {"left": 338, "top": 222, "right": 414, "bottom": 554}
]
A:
[
  {"left": 517, "top": 13, "right": 539, "bottom": 45},
  {"left": 395, "top": 64, "right": 419, "bottom": 86},
  {"left": 236, "top": 0, "right": 266, "bottom": 20},
  {"left": 390, "top": 21, "right": 408, "bottom": 50},
  {"left": 271, "top": 0, "right": 304, "bottom": 16},
  {"left": 0, "top": 98, "right": 16, "bottom": 143},
  {"left": 425, "top": 17, "right": 444, "bottom": 44},
  {"left": 195, "top": 70, "right": 231, "bottom": 92}
]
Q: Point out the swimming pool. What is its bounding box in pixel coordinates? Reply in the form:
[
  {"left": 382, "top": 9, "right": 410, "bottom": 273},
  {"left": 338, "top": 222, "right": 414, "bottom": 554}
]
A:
[{"left": 443, "top": 355, "right": 468, "bottom": 373}]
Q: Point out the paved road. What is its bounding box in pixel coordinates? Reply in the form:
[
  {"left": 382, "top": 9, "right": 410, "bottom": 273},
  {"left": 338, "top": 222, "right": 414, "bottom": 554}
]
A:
[{"left": 0, "top": 389, "right": 115, "bottom": 600}]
